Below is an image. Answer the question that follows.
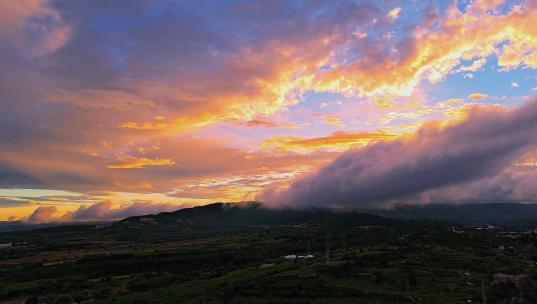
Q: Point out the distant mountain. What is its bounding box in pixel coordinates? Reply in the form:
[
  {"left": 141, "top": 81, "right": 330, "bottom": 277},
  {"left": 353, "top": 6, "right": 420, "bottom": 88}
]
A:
[
  {"left": 114, "top": 202, "right": 537, "bottom": 234},
  {"left": 9, "top": 202, "right": 537, "bottom": 235},
  {"left": 371, "top": 203, "right": 537, "bottom": 224},
  {"left": 0, "top": 220, "right": 28, "bottom": 233},
  {"left": 113, "top": 202, "right": 392, "bottom": 232},
  {"left": 0, "top": 221, "right": 111, "bottom": 233}
]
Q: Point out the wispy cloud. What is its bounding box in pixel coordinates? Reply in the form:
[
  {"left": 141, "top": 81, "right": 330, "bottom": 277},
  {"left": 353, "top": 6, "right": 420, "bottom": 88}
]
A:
[
  {"left": 106, "top": 157, "right": 176, "bottom": 169},
  {"left": 265, "top": 131, "right": 401, "bottom": 152}
]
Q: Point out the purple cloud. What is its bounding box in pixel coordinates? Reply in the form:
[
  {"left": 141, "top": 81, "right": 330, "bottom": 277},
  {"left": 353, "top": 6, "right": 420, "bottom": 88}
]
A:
[
  {"left": 67, "top": 200, "right": 184, "bottom": 221},
  {"left": 260, "top": 100, "right": 537, "bottom": 208},
  {"left": 28, "top": 206, "right": 59, "bottom": 223}
]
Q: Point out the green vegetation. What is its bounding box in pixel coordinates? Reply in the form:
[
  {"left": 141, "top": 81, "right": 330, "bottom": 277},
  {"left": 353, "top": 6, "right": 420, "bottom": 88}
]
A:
[{"left": 1, "top": 203, "right": 537, "bottom": 303}]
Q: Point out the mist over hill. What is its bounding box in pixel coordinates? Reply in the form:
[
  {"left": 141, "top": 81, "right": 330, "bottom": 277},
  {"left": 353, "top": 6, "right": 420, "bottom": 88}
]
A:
[
  {"left": 369, "top": 203, "right": 537, "bottom": 224},
  {"left": 110, "top": 202, "right": 392, "bottom": 240},
  {"left": 118, "top": 202, "right": 537, "bottom": 226},
  {"left": 5, "top": 202, "right": 537, "bottom": 234}
]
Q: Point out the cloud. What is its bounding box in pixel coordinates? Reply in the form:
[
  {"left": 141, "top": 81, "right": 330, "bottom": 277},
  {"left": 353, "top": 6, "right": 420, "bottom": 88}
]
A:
[
  {"left": 314, "top": 0, "right": 537, "bottom": 96},
  {"left": 264, "top": 131, "right": 401, "bottom": 152},
  {"left": 0, "top": 198, "right": 31, "bottom": 207},
  {"left": 406, "top": 166, "right": 537, "bottom": 205},
  {"left": 375, "top": 99, "right": 394, "bottom": 108},
  {"left": 23, "top": 201, "right": 186, "bottom": 222},
  {"left": 66, "top": 200, "right": 183, "bottom": 221},
  {"left": 323, "top": 115, "right": 344, "bottom": 126},
  {"left": 259, "top": 100, "right": 537, "bottom": 208},
  {"left": 0, "top": 0, "right": 71, "bottom": 55},
  {"left": 511, "top": 81, "right": 520, "bottom": 88},
  {"left": 225, "top": 117, "right": 297, "bottom": 129},
  {"left": 0, "top": 165, "right": 42, "bottom": 188},
  {"left": 468, "top": 93, "right": 489, "bottom": 99},
  {"left": 46, "top": 90, "right": 156, "bottom": 111},
  {"left": 28, "top": 206, "right": 59, "bottom": 223},
  {"left": 106, "top": 157, "right": 176, "bottom": 169},
  {"left": 0, "top": 129, "right": 338, "bottom": 197},
  {"left": 0, "top": 0, "right": 56, "bottom": 38},
  {"left": 457, "top": 58, "right": 487, "bottom": 72},
  {"left": 386, "top": 7, "right": 401, "bottom": 21},
  {"left": 34, "top": 25, "right": 72, "bottom": 56},
  {"left": 467, "top": 0, "right": 505, "bottom": 13},
  {"left": 0, "top": 0, "right": 536, "bottom": 221}
]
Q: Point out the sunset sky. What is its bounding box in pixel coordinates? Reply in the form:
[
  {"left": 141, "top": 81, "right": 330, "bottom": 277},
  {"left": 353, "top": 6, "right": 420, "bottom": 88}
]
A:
[{"left": 1, "top": 0, "right": 536, "bottom": 222}]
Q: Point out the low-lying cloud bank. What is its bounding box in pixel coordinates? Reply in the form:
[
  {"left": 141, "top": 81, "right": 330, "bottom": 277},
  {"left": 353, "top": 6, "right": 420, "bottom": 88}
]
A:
[
  {"left": 27, "top": 201, "right": 186, "bottom": 223},
  {"left": 259, "top": 100, "right": 537, "bottom": 209}
]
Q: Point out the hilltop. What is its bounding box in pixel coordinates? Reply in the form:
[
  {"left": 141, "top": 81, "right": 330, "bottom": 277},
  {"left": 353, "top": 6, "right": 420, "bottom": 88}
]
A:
[{"left": 109, "top": 202, "right": 392, "bottom": 240}]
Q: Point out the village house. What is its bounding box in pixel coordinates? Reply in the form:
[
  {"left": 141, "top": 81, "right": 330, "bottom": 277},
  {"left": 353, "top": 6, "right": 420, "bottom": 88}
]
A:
[
  {"left": 492, "top": 273, "right": 527, "bottom": 287},
  {"left": 0, "top": 242, "right": 12, "bottom": 249}
]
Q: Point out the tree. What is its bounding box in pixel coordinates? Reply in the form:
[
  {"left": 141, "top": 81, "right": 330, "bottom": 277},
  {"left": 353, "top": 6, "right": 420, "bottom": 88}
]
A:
[{"left": 24, "top": 297, "right": 38, "bottom": 304}]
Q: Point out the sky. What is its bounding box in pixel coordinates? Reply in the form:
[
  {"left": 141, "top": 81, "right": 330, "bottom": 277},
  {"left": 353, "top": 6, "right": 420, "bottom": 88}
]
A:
[{"left": 0, "top": 0, "right": 536, "bottom": 222}]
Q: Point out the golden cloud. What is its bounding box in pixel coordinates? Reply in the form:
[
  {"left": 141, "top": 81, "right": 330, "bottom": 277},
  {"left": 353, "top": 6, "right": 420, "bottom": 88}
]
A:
[
  {"left": 106, "top": 157, "right": 176, "bottom": 169},
  {"left": 265, "top": 131, "right": 401, "bottom": 152},
  {"left": 37, "top": 1, "right": 536, "bottom": 133},
  {"left": 387, "top": 7, "right": 402, "bottom": 21},
  {"left": 375, "top": 99, "right": 395, "bottom": 108},
  {"left": 313, "top": 1, "right": 537, "bottom": 97},
  {"left": 225, "top": 117, "right": 297, "bottom": 129},
  {"left": 323, "top": 115, "right": 344, "bottom": 126},
  {"left": 468, "top": 93, "right": 489, "bottom": 100}
]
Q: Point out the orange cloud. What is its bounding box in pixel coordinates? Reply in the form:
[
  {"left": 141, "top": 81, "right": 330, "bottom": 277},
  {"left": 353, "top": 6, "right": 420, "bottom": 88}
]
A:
[
  {"left": 35, "top": 25, "right": 72, "bottom": 56},
  {"left": 468, "top": 0, "right": 505, "bottom": 12},
  {"left": 225, "top": 117, "right": 297, "bottom": 128},
  {"left": 313, "top": 1, "right": 537, "bottom": 96},
  {"left": 120, "top": 121, "right": 172, "bottom": 130},
  {"left": 1, "top": 0, "right": 535, "bottom": 222},
  {"left": 0, "top": 0, "right": 71, "bottom": 55},
  {"left": 27, "top": 206, "right": 59, "bottom": 223},
  {"left": 265, "top": 131, "right": 401, "bottom": 152},
  {"left": 106, "top": 157, "right": 176, "bottom": 169},
  {"left": 109, "top": 37, "right": 332, "bottom": 131},
  {"left": 33, "top": 1, "right": 536, "bottom": 133},
  {"left": 65, "top": 200, "right": 184, "bottom": 221},
  {"left": 120, "top": 113, "right": 218, "bottom": 132},
  {"left": 0, "top": 0, "right": 53, "bottom": 34}
]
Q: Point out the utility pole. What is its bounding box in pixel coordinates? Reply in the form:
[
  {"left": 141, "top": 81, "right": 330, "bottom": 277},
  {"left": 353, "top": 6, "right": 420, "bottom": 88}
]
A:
[
  {"left": 481, "top": 280, "right": 487, "bottom": 304},
  {"left": 325, "top": 216, "right": 330, "bottom": 262},
  {"left": 343, "top": 230, "right": 347, "bottom": 254},
  {"left": 326, "top": 231, "right": 330, "bottom": 262}
]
